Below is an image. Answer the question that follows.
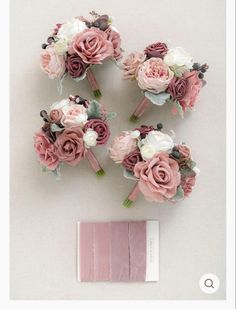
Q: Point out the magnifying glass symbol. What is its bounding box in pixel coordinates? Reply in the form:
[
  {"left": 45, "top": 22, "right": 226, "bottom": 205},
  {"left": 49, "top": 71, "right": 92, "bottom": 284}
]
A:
[{"left": 204, "top": 278, "right": 214, "bottom": 288}]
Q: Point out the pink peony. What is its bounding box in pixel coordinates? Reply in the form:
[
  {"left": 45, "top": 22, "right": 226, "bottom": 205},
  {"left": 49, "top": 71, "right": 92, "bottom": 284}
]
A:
[
  {"left": 123, "top": 52, "right": 146, "bottom": 80},
  {"left": 136, "top": 58, "right": 174, "bottom": 94},
  {"left": 84, "top": 119, "right": 110, "bottom": 145},
  {"left": 40, "top": 45, "right": 66, "bottom": 79},
  {"left": 69, "top": 27, "right": 113, "bottom": 64},
  {"left": 105, "top": 27, "right": 122, "bottom": 60},
  {"left": 109, "top": 131, "right": 137, "bottom": 163},
  {"left": 181, "top": 175, "right": 196, "bottom": 197},
  {"left": 34, "top": 131, "right": 59, "bottom": 170},
  {"left": 178, "top": 71, "right": 202, "bottom": 111},
  {"left": 134, "top": 152, "right": 181, "bottom": 202},
  {"left": 54, "top": 126, "right": 85, "bottom": 166},
  {"left": 61, "top": 104, "right": 88, "bottom": 127}
]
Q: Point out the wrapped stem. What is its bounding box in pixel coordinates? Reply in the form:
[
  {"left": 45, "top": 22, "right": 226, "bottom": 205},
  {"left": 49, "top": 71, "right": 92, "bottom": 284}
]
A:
[
  {"left": 123, "top": 182, "right": 140, "bottom": 208},
  {"left": 86, "top": 67, "right": 102, "bottom": 99},
  {"left": 129, "top": 97, "right": 150, "bottom": 122},
  {"left": 85, "top": 149, "right": 105, "bottom": 177}
]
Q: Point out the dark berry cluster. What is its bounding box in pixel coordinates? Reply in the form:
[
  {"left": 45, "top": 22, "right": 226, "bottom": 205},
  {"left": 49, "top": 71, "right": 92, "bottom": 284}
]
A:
[
  {"left": 192, "top": 63, "right": 209, "bottom": 79},
  {"left": 85, "top": 14, "right": 110, "bottom": 31}
]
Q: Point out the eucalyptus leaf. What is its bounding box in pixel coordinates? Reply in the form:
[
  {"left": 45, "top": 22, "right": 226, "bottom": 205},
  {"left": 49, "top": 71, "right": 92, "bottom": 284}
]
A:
[
  {"left": 50, "top": 123, "right": 64, "bottom": 132},
  {"left": 123, "top": 169, "right": 138, "bottom": 181},
  {"left": 170, "top": 65, "right": 188, "bottom": 77},
  {"left": 180, "top": 166, "right": 196, "bottom": 177},
  {"left": 87, "top": 100, "right": 101, "bottom": 119},
  {"left": 172, "top": 185, "right": 185, "bottom": 201},
  {"left": 167, "top": 99, "right": 184, "bottom": 118},
  {"left": 52, "top": 167, "right": 61, "bottom": 180},
  {"left": 144, "top": 91, "right": 170, "bottom": 106},
  {"left": 73, "top": 70, "right": 87, "bottom": 82},
  {"left": 106, "top": 112, "right": 117, "bottom": 120}
]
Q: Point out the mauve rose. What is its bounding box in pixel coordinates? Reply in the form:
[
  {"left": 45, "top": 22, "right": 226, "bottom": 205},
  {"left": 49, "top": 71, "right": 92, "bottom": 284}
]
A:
[
  {"left": 123, "top": 52, "right": 146, "bottom": 80},
  {"left": 105, "top": 27, "right": 122, "bottom": 60},
  {"left": 136, "top": 58, "right": 174, "bottom": 94},
  {"left": 134, "top": 152, "right": 181, "bottom": 202},
  {"left": 181, "top": 175, "right": 196, "bottom": 197},
  {"left": 167, "top": 76, "right": 188, "bottom": 100},
  {"left": 144, "top": 42, "right": 168, "bottom": 59},
  {"left": 54, "top": 126, "right": 85, "bottom": 166},
  {"left": 122, "top": 149, "right": 142, "bottom": 172},
  {"left": 69, "top": 27, "right": 113, "bottom": 64},
  {"left": 135, "top": 125, "right": 154, "bottom": 138},
  {"left": 177, "top": 144, "right": 191, "bottom": 160},
  {"left": 84, "top": 119, "right": 110, "bottom": 145},
  {"left": 40, "top": 45, "right": 66, "bottom": 79},
  {"left": 34, "top": 131, "right": 59, "bottom": 170},
  {"left": 50, "top": 109, "right": 64, "bottom": 124},
  {"left": 179, "top": 71, "right": 202, "bottom": 111},
  {"left": 66, "top": 54, "right": 88, "bottom": 78}
]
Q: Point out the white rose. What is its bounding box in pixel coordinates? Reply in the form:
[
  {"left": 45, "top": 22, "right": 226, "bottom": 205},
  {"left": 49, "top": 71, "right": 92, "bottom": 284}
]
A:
[
  {"left": 57, "top": 19, "right": 87, "bottom": 41},
  {"left": 54, "top": 38, "right": 68, "bottom": 55},
  {"left": 50, "top": 99, "right": 70, "bottom": 110},
  {"left": 83, "top": 129, "right": 98, "bottom": 148},
  {"left": 140, "top": 144, "right": 156, "bottom": 161},
  {"left": 164, "top": 47, "right": 193, "bottom": 69},
  {"left": 144, "top": 131, "right": 174, "bottom": 153},
  {"left": 131, "top": 130, "right": 140, "bottom": 139}
]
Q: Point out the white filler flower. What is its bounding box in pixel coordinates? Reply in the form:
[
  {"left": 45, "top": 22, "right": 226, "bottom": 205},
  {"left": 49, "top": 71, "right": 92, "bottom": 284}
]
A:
[{"left": 83, "top": 129, "right": 98, "bottom": 148}]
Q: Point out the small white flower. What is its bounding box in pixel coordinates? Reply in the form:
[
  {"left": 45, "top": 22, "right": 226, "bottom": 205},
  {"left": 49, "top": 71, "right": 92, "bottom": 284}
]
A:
[
  {"left": 140, "top": 144, "right": 156, "bottom": 161},
  {"left": 57, "top": 19, "right": 87, "bottom": 41},
  {"left": 164, "top": 47, "right": 193, "bottom": 69},
  {"left": 145, "top": 131, "right": 174, "bottom": 153},
  {"left": 54, "top": 38, "right": 69, "bottom": 55},
  {"left": 83, "top": 129, "right": 98, "bottom": 148},
  {"left": 131, "top": 130, "right": 140, "bottom": 139},
  {"left": 50, "top": 99, "right": 70, "bottom": 110}
]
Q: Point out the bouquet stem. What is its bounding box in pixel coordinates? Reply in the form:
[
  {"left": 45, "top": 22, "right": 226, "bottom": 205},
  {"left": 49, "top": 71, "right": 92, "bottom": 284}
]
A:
[
  {"left": 86, "top": 68, "right": 102, "bottom": 99},
  {"left": 85, "top": 149, "right": 105, "bottom": 177},
  {"left": 129, "top": 97, "right": 150, "bottom": 122},
  {"left": 123, "top": 182, "right": 140, "bottom": 208}
]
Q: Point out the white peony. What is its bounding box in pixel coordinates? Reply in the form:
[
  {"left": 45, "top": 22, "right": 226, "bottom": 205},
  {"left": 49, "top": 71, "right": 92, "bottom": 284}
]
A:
[
  {"left": 140, "top": 143, "right": 156, "bottom": 161},
  {"left": 83, "top": 129, "right": 98, "bottom": 148},
  {"left": 50, "top": 99, "right": 70, "bottom": 110},
  {"left": 164, "top": 47, "right": 193, "bottom": 69},
  {"left": 57, "top": 19, "right": 87, "bottom": 41},
  {"left": 54, "top": 38, "right": 69, "bottom": 55}
]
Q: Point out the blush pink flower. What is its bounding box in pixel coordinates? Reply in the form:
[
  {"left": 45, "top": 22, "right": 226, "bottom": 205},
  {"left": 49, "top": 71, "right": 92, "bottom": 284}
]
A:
[
  {"left": 134, "top": 152, "right": 181, "bottom": 202},
  {"left": 181, "top": 175, "right": 196, "bottom": 197},
  {"left": 178, "top": 71, "right": 202, "bottom": 111},
  {"left": 40, "top": 45, "right": 66, "bottom": 79},
  {"left": 105, "top": 27, "right": 122, "bottom": 60},
  {"left": 34, "top": 131, "right": 59, "bottom": 170},
  {"left": 49, "top": 109, "right": 64, "bottom": 124},
  {"left": 69, "top": 27, "right": 113, "bottom": 64},
  {"left": 136, "top": 58, "right": 174, "bottom": 94},
  {"left": 123, "top": 52, "right": 146, "bottom": 80},
  {"left": 61, "top": 104, "right": 88, "bottom": 127},
  {"left": 54, "top": 126, "right": 85, "bottom": 166},
  {"left": 109, "top": 131, "right": 137, "bottom": 163}
]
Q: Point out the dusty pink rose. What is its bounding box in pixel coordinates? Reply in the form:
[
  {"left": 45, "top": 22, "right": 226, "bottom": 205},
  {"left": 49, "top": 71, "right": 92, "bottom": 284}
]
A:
[
  {"left": 84, "top": 119, "right": 110, "bottom": 145},
  {"left": 181, "top": 175, "right": 196, "bottom": 197},
  {"left": 167, "top": 76, "right": 188, "bottom": 100},
  {"left": 69, "top": 27, "right": 113, "bottom": 64},
  {"left": 34, "top": 131, "right": 59, "bottom": 170},
  {"left": 122, "top": 149, "right": 142, "bottom": 172},
  {"left": 177, "top": 144, "right": 191, "bottom": 160},
  {"left": 50, "top": 109, "right": 64, "bottom": 124},
  {"left": 144, "top": 42, "right": 168, "bottom": 59},
  {"left": 40, "top": 45, "right": 66, "bottom": 79},
  {"left": 61, "top": 104, "right": 88, "bottom": 127},
  {"left": 135, "top": 125, "right": 154, "bottom": 138},
  {"left": 179, "top": 71, "right": 202, "bottom": 111},
  {"left": 134, "top": 152, "right": 181, "bottom": 202},
  {"left": 123, "top": 52, "right": 146, "bottom": 80},
  {"left": 109, "top": 131, "right": 137, "bottom": 163},
  {"left": 66, "top": 54, "right": 88, "bottom": 78},
  {"left": 105, "top": 27, "right": 122, "bottom": 60},
  {"left": 136, "top": 58, "right": 174, "bottom": 94},
  {"left": 54, "top": 126, "right": 85, "bottom": 166}
]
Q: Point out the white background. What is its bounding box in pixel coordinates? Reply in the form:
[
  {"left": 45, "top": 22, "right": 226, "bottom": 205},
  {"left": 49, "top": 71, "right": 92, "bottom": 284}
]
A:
[{"left": 10, "top": 0, "right": 226, "bottom": 300}]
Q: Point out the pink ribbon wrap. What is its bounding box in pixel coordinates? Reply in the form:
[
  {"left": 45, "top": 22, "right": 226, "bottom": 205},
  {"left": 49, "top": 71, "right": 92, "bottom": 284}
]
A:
[
  {"left": 131, "top": 96, "right": 150, "bottom": 119},
  {"left": 86, "top": 67, "right": 100, "bottom": 92},
  {"left": 85, "top": 149, "right": 103, "bottom": 174}
]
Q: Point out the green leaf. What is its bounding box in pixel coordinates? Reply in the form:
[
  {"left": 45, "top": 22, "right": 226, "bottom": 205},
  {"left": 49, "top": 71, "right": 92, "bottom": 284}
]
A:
[
  {"left": 167, "top": 98, "right": 184, "bottom": 118},
  {"left": 106, "top": 112, "right": 117, "bottom": 120},
  {"left": 170, "top": 65, "right": 188, "bottom": 77},
  {"left": 172, "top": 185, "right": 185, "bottom": 201},
  {"left": 180, "top": 166, "right": 196, "bottom": 177},
  {"left": 50, "top": 123, "right": 64, "bottom": 132},
  {"left": 87, "top": 100, "right": 102, "bottom": 119},
  {"left": 144, "top": 91, "right": 170, "bottom": 106},
  {"left": 123, "top": 169, "right": 138, "bottom": 181}
]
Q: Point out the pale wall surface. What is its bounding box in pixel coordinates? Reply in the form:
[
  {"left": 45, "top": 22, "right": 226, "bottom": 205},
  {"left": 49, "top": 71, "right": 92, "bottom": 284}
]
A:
[{"left": 10, "top": 0, "right": 226, "bottom": 300}]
